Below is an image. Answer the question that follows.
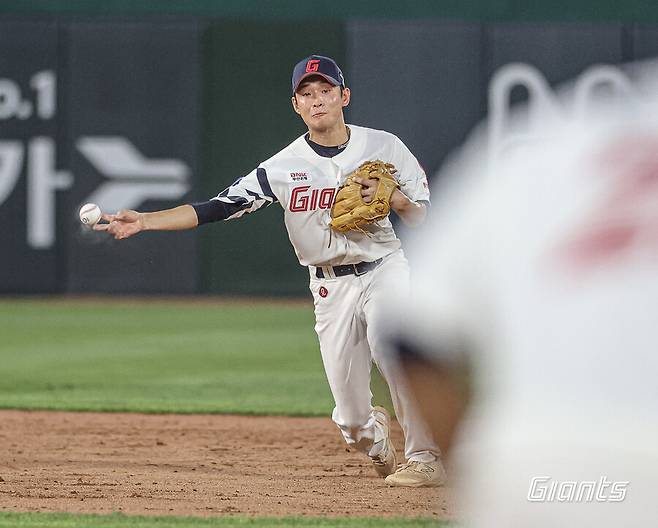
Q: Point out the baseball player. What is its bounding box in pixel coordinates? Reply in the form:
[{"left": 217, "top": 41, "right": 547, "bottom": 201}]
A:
[
  {"left": 385, "top": 64, "right": 658, "bottom": 524},
  {"left": 95, "top": 55, "right": 444, "bottom": 487}
]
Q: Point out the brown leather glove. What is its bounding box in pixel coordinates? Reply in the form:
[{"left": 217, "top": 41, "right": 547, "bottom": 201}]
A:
[{"left": 329, "top": 160, "right": 399, "bottom": 233}]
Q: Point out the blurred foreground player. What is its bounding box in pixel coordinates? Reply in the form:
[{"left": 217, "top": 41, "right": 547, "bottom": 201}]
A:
[
  {"left": 387, "top": 64, "right": 658, "bottom": 525},
  {"left": 94, "top": 55, "right": 444, "bottom": 487}
]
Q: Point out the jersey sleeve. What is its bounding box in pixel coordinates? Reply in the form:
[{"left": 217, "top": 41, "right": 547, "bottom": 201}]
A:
[
  {"left": 192, "top": 167, "right": 278, "bottom": 225},
  {"left": 392, "top": 137, "right": 431, "bottom": 205}
]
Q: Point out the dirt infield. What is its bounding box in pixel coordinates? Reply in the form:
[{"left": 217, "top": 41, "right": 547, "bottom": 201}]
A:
[{"left": 0, "top": 410, "right": 456, "bottom": 518}]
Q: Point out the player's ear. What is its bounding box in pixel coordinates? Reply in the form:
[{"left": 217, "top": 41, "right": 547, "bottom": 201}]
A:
[
  {"left": 341, "top": 87, "right": 351, "bottom": 108},
  {"left": 291, "top": 95, "right": 301, "bottom": 115}
]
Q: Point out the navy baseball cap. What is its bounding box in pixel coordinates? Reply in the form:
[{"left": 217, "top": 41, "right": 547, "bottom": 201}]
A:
[{"left": 291, "top": 55, "right": 345, "bottom": 94}]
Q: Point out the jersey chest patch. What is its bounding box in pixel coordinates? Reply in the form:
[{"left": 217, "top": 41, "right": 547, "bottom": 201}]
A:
[
  {"left": 289, "top": 171, "right": 311, "bottom": 182},
  {"left": 289, "top": 185, "right": 336, "bottom": 212}
]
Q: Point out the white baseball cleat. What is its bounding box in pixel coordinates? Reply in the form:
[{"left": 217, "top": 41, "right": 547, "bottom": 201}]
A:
[
  {"left": 369, "top": 406, "right": 397, "bottom": 478},
  {"left": 385, "top": 459, "right": 447, "bottom": 487}
]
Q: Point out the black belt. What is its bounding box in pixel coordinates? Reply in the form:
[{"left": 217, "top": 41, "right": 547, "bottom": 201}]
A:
[{"left": 315, "top": 258, "right": 383, "bottom": 279}]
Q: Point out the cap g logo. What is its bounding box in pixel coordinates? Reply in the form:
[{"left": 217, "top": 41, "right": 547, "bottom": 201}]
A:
[{"left": 306, "top": 59, "right": 320, "bottom": 73}]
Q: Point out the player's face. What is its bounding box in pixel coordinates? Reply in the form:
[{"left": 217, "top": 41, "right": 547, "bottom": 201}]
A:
[{"left": 292, "top": 77, "right": 350, "bottom": 132}]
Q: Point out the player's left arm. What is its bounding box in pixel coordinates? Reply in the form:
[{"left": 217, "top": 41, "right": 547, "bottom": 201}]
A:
[
  {"left": 354, "top": 176, "right": 427, "bottom": 226},
  {"left": 390, "top": 137, "right": 431, "bottom": 227},
  {"left": 355, "top": 136, "right": 430, "bottom": 227},
  {"left": 390, "top": 191, "right": 427, "bottom": 227}
]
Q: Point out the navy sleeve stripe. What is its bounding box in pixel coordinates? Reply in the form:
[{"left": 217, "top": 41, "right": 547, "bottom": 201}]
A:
[
  {"left": 192, "top": 200, "right": 250, "bottom": 225},
  {"left": 256, "top": 168, "right": 277, "bottom": 201},
  {"left": 225, "top": 195, "right": 249, "bottom": 204}
]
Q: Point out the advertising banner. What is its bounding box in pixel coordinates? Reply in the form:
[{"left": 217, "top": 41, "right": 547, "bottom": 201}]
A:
[{"left": 0, "top": 20, "right": 201, "bottom": 293}]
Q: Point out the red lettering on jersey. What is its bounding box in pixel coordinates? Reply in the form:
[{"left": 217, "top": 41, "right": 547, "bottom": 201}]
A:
[
  {"left": 310, "top": 188, "right": 319, "bottom": 210},
  {"left": 306, "top": 59, "right": 320, "bottom": 73},
  {"left": 319, "top": 188, "right": 336, "bottom": 209},
  {"left": 557, "top": 135, "right": 658, "bottom": 271},
  {"left": 289, "top": 185, "right": 311, "bottom": 212},
  {"left": 289, "top": 186, "right": 337, "bottom": 212}
]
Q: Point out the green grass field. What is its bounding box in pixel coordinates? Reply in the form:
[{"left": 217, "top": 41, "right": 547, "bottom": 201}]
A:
[
  {"left": 0, "top": 512, "right": 450, "bottom": 528},
  {"left": 0, "top": 298, "right": 415, "bottom": 528},
  {"left": 0, "top": 298, "right": 332, "bottom": 415}
]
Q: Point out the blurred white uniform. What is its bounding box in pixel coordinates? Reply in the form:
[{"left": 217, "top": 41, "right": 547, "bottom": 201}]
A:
[{"left": 395, "top": 73, "right": 658, "bottom": 526}]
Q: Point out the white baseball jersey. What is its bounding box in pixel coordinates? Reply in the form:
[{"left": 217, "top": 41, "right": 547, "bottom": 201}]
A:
[
  {"left": 392, "top": 87, "right": 658, "bottom": 526},
  {"left": 195, "top": 125, "right": 429, "bottom": 267}
]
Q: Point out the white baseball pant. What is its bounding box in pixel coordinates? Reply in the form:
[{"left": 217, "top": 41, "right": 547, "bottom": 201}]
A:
[{"left": 309, "top": 249, "right": 439, "bottom": 462}]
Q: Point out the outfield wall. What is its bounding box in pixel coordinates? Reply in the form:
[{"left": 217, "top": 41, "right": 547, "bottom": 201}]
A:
[{"left": 0, "top": 9, "right": 656, "bottom": 295}]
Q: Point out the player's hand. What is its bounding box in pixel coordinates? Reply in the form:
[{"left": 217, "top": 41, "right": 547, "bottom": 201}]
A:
[
  {"left": 93, "top": 209, "right": 145, "bottom": 240},
  {"left": 353, "top": 176, "right": 377, "bottom": 203}
]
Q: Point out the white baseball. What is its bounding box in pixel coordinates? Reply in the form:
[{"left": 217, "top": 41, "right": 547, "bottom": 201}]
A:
[{"left": 79, "top": 203, "right": 102, "bottom": 225}]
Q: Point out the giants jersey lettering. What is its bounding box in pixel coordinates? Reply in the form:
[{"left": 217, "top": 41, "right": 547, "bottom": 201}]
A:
[
  {"left": 202, "top": 125, "right": 430, "bottom": 267},
  {"left": 289, "top": 186, "right": 336, "bottom": 212}
]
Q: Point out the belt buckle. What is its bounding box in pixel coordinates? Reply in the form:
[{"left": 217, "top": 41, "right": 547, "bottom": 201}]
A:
[{"left": 353, "top": 263, "right": 367, "bottom": 276}]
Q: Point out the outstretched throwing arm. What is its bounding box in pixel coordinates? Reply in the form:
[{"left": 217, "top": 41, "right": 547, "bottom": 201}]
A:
[
  {"left": 93, "top": 166, "right": 278, "bottom": 240},
  {"left": 93, "top": 205, "right": 199, "bottom": 240}
]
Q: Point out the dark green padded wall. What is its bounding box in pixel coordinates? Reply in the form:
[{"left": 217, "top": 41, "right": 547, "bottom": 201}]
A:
[
  {"left": 2, "top": 1, "right": 657, "bottom": 22},
  {"left": 200, "top": 21, "right": 345, "bottom": 295}
]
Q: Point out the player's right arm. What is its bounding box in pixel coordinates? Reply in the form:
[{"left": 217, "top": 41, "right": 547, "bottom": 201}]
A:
[
  {"left": 94, "top": 205, "right": 198, "bottom": 240},
  {"left": 94, "top": 167, "right": 278, "bottom": 240}
]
